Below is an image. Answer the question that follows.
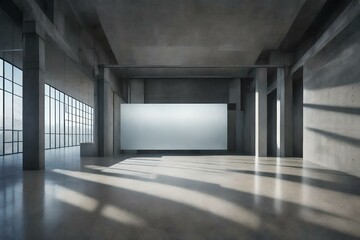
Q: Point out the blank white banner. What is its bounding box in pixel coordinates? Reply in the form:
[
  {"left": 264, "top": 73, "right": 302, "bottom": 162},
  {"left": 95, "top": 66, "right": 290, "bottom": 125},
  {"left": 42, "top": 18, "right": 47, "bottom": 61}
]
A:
[{"left": 121, "top": 104, "right": 227, "bottom": 150}]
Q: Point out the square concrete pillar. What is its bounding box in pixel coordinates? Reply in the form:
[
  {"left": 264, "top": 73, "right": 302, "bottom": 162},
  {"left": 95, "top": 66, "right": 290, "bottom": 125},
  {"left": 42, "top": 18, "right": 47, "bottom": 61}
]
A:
[
  {"left": 276, "top": 68, "right": 293, "bottom": 157},
  {"left": 255, "top": 68, "right": 267, "bottom": 157},
  {"left": 229, "top": 79, "right": 243, "bottom": 153},
  {"left": 97, "top": 67, "right": 114, "bottom": 157},
  {"left": 22, "top": 21, "right": 45, "bottom": 170}
]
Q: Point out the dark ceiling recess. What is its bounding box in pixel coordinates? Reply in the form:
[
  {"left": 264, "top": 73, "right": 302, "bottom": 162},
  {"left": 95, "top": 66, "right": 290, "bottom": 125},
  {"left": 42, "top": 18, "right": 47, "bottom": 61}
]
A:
[
  {"left": 293, "top": 0, "right": 352, "bottom": 60},
  {"left": 0, "top": 0, "right": 22, "bottom": 24}
]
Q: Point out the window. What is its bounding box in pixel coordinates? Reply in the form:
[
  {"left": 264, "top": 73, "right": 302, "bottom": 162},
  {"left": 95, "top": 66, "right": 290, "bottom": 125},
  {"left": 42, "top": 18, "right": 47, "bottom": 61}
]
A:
[
  {"left": 0, "top": 58, "right": 94, "bottom": 156},
  {"left": 45, "top": 84, "right": 93, "bottom": 149},
  {"left": 0, "top": 58, "right": 23, "bottom": 155}
]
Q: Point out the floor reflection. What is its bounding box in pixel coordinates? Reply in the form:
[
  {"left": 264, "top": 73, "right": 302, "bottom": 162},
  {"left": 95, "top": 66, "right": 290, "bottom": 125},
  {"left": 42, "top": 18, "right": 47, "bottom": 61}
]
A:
[{"left": 0, "top": 147, "right": 359, "bottom": 239}]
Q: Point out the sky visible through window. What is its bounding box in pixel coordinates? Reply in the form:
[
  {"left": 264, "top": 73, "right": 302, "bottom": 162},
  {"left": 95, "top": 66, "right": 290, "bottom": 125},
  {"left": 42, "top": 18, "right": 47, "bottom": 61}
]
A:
[{"left": 0, "top": 58, "right": 94, "bottom": 155}]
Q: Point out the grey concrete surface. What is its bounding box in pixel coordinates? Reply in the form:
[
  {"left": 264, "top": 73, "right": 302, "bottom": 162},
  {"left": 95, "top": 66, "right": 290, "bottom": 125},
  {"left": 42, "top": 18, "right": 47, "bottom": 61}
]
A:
[
  {"left": 130, "top": 79, "right": 144, "bottom": 103},
  {"left": 22, "top": 20, "right": 45, "bottom": 170},
  {"left": 267, "top": 90, "right": 277, "bottom": 157},
  {"left": 113, "top": 93, "right": 124, "bottom": 156},
  {"left": 291, "top": 0, "right": 360, "bottom": 74},
  {"left": 1, "top": 148, "right": 360, "bottom": 239},
  {"left": 97, "top": 68, "right": 114, "bottom": 157},
  {"left": 45, "top": 39, "right": 95, "bottom": 106},
  {"left": 303, "top": 15, "right": 360, "bottom": 177},
  {"left": 229, "top": 79, "right": 243, "bottom": 153},
  {"left": 242, "top": 79, "right": 255, "bottom": 155},
  {"left": 94, "top": 0, "right": 305, "bottom": 66},
  {"left": 277, "top": 68, "right": 293, "bottom": 157},
  {"left": 255, "top": 68, "right": 267, "bottom": 157},
  {"left": 0, "top": 6, "right": 22, "bottom": 69},
  {"left": 80, "top": 143, "right": 97, "bottom": 157},
  {"left": 293, "top": 71, "right": 303, "bottom": 157},
  {"left": 144, "top": 78, "right": 229, "bottom": 103}
]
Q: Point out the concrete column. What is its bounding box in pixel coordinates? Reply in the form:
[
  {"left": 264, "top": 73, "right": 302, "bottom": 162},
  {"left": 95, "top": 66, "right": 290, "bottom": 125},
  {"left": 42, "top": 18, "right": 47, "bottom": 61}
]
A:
[
  {"left": 97, "top": 67, "right": 114, "bottom": 157},
  {"left": 277, "top": 68, "right": 285, "bottom": 157},
  {"left": 285, "top": 70, "right": 293, "bottom": 157},
  {"left": 277, "top": 68, "right": 293, "bottom": 157},
  {"left": 22, "top": 20, "right": 45, "bottom": 170},
  {"left": 255, "top": 68, "right": 267, "bottom": 157},
  {"left": 229, "top": 79, "right": 243, "bottom": 153}
]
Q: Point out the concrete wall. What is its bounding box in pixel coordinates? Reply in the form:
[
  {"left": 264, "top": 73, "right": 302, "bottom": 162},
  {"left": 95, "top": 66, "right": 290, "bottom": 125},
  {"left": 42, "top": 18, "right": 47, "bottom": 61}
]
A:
[
  {"left": 45, "top": 39, "right": 94, "bottom": 106},
  {"left": 130, "top": 79, "right": 144, "bottom": 103},
  {"left": 144, "top": 79, "right": 229, "bottom": 103},
  {"left": 303, "top": 16, "right": 360, "bottom": 177}
]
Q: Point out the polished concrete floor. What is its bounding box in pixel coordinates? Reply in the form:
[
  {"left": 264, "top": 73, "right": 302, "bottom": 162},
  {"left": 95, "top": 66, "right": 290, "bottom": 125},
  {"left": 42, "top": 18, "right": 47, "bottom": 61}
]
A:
[{"left": 0, "top": 147, "right": 359, "bottom": 240}]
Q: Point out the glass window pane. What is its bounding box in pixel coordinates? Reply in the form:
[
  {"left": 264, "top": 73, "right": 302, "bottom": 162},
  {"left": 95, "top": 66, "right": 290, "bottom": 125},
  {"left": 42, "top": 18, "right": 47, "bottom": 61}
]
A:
[
  {"left": 45, "top": 96, "right": 50, "bottom": 133},
  {"left": 5, "top": 92, "right": 12, "bottom": 129},
  {"left": 13, "top": 68, "right": 22, "bottom": 85},
  {"left": 56, "top": 134, "right": 60, "bottom": 148},
  {"left": 5, "top": 130, "right": 12, "bottom": 142},
  {"left": 45, "top": 134, "right": 50, "bottom": 149},
  {"left": 51, "top": 87, "right": 55, "bottom": 98},
  {"left": 5, "top": 143, "right": 12, "bottom": 154},
  {"left": 0, "top": 60, "right": 24, "bottom": 155},
  {"left": 13, "top": 96, "right": 22, "bottom": 130},
  {"left": 13, "top": 143, "right": 18, "bottom": 153},
  {"left": 5, "top": 79, "right": 12, "bottom": 92},
  {"left": 60, "top": 103, "right": 64, "bottom": 134},
  {"left": 60, "top": 134, "right": 64, "bottom": 147},
  {"left": 13, "top": 84, "right": 22, "bottom": 97},
  {"left": 45, "top": 84, "right": 50, "bottom": 96},
  {"left": 50, "top": 98, "right": 55, "bottom": 133},
  {"left": 0, "top": 131, "right": 3, "bottom": 155},
  {"left": 37, "top": 84, "right": 95, "bottom": 151},
  {"left": 51, "top": 134, "right": 55, "bottom": 148},
  {"left": 56, "top": 101, "right": 60, "bottom": 134},
  {"left": 13, "top": 132, "right": 18, "bottom": 141},
  {"left": 4, "top": 62, "right": 12, "bottom": 80}
]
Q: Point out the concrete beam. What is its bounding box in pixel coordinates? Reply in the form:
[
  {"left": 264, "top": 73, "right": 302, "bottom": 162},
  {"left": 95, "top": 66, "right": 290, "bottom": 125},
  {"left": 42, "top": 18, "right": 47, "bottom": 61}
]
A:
[
  {"left": 13, "top": 0, "right": 79, "bottom": 63},
  {"left": 22, "top": 20, "right": 45, "bottom": 170},
  {"left": 255, "top": 68, "right": 267, "bottom": 157},
  {"left": 103, "top": 64, "right": 286, "bottom": 69},
  {"left": 291, "top": 0, "right": 360, "bottom": 74},
  {"left": 13, "top": 0, "right": 96, "bottom": 82},
  {"left": 131, "top": 76, "right": 238, "bottom": 79}
]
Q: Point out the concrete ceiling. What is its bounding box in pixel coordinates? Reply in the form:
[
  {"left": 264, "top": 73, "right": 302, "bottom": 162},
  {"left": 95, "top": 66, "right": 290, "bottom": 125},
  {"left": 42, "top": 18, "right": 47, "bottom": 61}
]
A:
[
  {"left": 94, "top": 0, "right": 306, "bottom": 67},
  {"left": 69, "top": 0, "right": 309, "bottom": 78}
]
